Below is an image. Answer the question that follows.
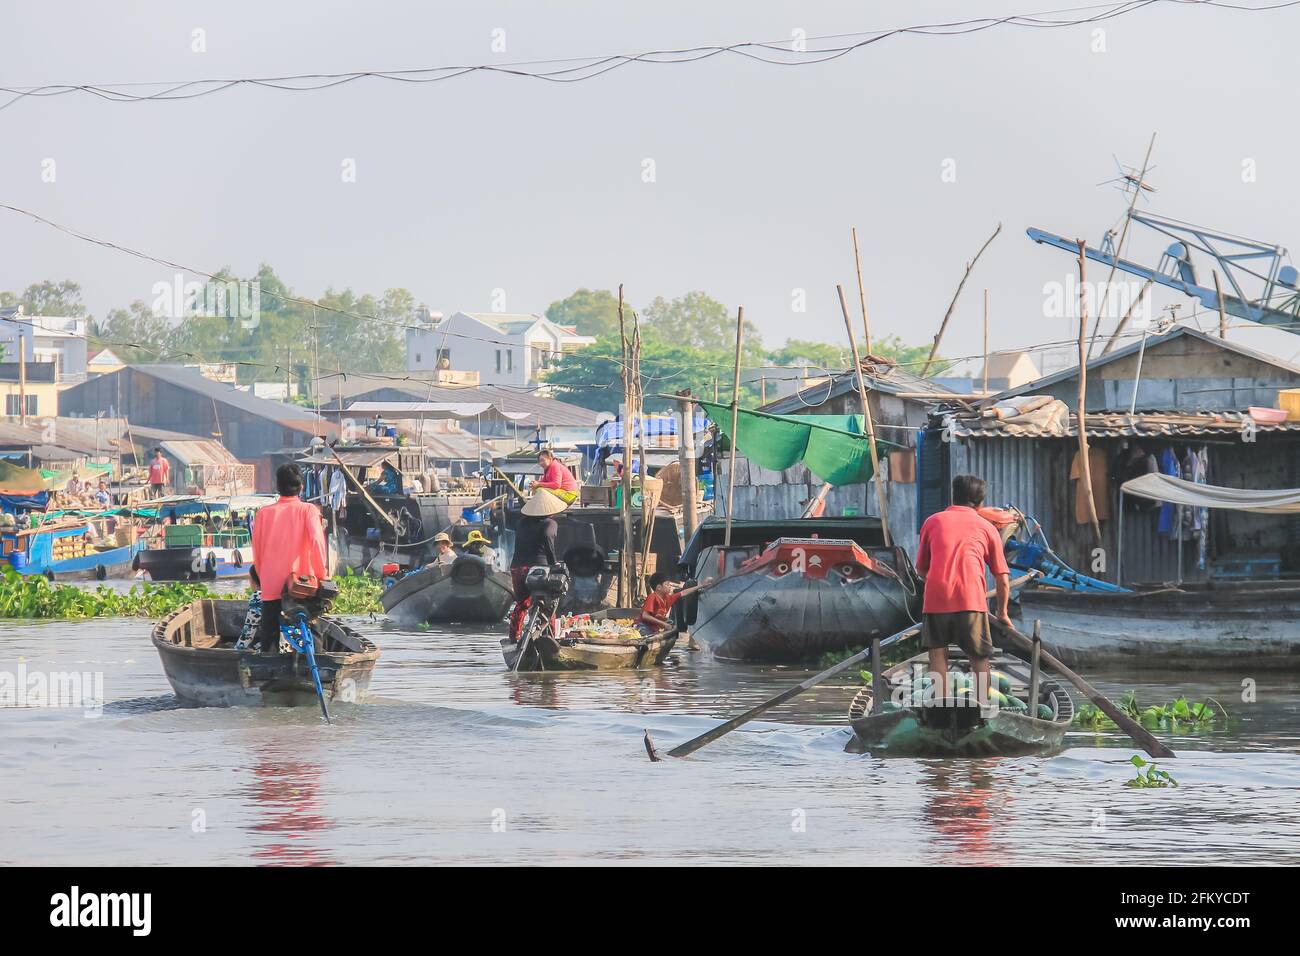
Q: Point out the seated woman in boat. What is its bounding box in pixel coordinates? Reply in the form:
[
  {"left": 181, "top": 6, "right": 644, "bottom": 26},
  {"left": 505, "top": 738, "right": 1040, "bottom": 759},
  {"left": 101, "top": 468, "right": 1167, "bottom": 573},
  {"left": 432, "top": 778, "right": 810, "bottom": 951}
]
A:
[
  {"left": 640, "top": 572, "right": 711, "bottom": 631},
  {"left": 531, "top": 449, "right": 578, "bottom": 504}
]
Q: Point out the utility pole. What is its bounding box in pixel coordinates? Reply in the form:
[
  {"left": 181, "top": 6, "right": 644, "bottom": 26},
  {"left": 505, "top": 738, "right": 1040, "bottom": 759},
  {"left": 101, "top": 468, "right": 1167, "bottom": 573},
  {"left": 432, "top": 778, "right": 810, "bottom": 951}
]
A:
[{"left": 18, "top": 327, "right": 27, "bottom": 425}]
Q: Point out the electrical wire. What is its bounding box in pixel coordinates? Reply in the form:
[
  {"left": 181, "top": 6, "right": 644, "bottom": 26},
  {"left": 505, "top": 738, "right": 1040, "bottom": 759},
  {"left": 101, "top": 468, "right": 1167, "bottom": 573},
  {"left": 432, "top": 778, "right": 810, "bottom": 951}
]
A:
[{"left": 2, "top": 1, "right": 1293, "bottom": 114}]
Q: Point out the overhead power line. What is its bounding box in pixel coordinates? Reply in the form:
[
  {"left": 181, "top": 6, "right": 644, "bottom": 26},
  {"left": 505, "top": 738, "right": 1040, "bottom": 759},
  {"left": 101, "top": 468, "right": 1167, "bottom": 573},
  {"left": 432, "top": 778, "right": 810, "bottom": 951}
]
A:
[{"left": 2, "top": 1, "right": 1294, "bottom": 114}]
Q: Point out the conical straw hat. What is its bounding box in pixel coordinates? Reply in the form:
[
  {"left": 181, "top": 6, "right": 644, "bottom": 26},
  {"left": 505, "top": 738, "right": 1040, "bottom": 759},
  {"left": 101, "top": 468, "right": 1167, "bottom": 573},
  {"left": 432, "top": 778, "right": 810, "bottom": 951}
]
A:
[{"left": 521, "top": 489, "right": 570, "bottom": 517}]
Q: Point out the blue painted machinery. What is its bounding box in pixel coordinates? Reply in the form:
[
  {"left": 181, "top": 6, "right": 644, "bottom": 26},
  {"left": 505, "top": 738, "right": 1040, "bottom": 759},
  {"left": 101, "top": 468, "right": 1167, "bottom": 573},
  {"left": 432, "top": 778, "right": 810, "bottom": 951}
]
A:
[{"left": 1003, "top": 511, "right": 1130, "bottom": 594}]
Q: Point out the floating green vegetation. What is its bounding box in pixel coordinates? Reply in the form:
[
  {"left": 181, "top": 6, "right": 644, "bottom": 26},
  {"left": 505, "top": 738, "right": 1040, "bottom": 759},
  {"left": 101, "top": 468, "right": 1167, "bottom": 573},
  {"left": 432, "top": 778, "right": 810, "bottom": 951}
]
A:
[
  {"left": 0, "top": 569, "right": 224, "bottom": 619},
  {"left": 0, "top": 566, "right": 385, "bottom": 620},
  {"left": 1126, "top": 754, "right": 1178, "bottom": 789},
  {"left": 328, "top": 568, "right": 384, "bottom": 616},
  {"left": 1073, "top": 691, "right": 1224, "bottom": 731}
]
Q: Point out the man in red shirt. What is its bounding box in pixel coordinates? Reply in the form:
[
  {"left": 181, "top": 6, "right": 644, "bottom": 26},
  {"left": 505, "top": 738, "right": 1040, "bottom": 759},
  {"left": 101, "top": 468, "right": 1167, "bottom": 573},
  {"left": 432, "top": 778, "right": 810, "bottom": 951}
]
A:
[
  {"left": 533, "top": 449, "right": 578, "bottom": 501},
  {"left": 147, "top": 448, "right": 170, "bottom": 500},
  {"left": 251, "top": 464, "right": 330, "bottom": 654},
  {"left": 915, "top": 474, "right": 1011, "bottom": 704}
]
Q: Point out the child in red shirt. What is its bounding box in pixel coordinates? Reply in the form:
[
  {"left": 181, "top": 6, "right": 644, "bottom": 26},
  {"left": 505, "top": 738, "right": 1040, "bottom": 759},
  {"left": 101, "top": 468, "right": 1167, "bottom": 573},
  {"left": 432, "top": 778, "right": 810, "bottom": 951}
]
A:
[{"left": 640, "top": 572, "right": 711, "bottom": 629}]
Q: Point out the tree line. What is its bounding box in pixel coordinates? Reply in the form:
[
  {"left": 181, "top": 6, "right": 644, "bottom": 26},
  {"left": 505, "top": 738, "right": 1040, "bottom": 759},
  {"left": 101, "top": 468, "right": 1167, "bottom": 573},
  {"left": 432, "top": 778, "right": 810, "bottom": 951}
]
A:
[{"left": 1, "top": 278, "right": 940, "bottom": 407}]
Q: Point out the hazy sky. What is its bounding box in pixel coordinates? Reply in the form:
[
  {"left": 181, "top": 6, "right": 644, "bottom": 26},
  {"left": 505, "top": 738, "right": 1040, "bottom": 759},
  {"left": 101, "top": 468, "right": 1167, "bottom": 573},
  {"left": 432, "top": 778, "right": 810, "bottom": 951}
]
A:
[{"left": 4, "top": 0, "right": 1300, "bottom": 375}]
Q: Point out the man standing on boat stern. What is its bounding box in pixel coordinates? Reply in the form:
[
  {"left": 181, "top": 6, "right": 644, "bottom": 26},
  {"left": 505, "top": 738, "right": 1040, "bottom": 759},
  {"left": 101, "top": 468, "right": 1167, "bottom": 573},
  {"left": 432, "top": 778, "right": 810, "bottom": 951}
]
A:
[
  {"left": 915, "top": 474, "right": 1012, "bottom": 706},
  {"left": 251, "top": 464, "right": 330, "bottom": 655}
]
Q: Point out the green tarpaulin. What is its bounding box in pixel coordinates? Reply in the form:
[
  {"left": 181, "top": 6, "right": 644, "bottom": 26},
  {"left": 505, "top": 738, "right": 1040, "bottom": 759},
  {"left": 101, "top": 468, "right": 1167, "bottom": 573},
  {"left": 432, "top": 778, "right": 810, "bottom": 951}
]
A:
[{"left": 699, "top": 400, "right": 895, "bottom": 487}]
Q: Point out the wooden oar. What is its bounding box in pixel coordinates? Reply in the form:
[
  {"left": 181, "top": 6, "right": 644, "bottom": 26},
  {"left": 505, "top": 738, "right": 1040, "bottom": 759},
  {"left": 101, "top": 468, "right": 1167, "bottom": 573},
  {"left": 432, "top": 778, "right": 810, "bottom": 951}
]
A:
[
  {"left": 645, "top": 572, "right": 1035, "bottom": 761},
  {"left": 990, "top": 618, "right": 1175, "bottom": 759},
  {"left": 329, "top": 448, "right": 396, "bottom": 529}
]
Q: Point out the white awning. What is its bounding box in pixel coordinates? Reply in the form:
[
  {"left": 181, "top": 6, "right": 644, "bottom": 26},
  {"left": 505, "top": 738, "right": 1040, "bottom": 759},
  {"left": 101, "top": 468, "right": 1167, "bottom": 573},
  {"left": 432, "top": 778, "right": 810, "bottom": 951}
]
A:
[
  {"left": 346, "top": 401, "right": 496, "bottom": 418},
  {"left": 1120, "top": 473, "right": 1300, "bottom": 514}
]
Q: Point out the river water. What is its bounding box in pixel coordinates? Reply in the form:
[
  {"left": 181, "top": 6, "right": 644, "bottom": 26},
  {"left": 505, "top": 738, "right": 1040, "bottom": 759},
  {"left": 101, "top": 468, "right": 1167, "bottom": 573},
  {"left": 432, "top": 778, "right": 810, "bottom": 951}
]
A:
[{"left": 2, "top": 612, "right": 1298, "bottom": 866}]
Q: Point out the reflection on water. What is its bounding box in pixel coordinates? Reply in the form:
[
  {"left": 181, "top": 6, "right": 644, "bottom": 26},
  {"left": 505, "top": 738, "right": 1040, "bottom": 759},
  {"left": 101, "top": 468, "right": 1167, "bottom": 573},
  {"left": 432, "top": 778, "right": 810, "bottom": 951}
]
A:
[
  {"left": 243, "top": 744, "right": 337, "bottom": 867},
  {"left": 2, "top": 609, "right": 1299, "bottom": 865}
]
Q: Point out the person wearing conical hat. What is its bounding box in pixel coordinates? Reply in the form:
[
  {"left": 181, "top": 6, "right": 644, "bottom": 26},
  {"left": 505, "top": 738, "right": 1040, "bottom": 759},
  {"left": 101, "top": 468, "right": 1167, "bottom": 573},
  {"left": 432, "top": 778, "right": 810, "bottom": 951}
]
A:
[{"left": 508, "top": 489, "right": 570, "bottom": 640}]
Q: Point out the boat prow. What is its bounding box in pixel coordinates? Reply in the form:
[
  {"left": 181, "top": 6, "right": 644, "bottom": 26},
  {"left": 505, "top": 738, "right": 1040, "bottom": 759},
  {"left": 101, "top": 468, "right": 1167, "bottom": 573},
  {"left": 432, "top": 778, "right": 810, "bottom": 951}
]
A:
[
  {"left": 846, "top": 651, "right": 1074, "bottom": 757},
  {"left": 380, "top": 555, "right": 514, "bottom": 625},
  {"left": 501, "top": 607, "right": 678, "bottom": 671}
]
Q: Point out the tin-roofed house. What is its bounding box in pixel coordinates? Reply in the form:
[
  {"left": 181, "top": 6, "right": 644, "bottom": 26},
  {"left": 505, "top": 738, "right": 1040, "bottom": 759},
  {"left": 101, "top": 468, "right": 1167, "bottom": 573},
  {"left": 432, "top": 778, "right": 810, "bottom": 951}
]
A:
[
  {"left": 919, "top": 325, "right": 1300, "bottom": 588},
  {"left": 58, "top": 364, "right": 334, "bottom": 491},
  {"left": 713, "top": 356, "right": 959, "bottom": 555}
]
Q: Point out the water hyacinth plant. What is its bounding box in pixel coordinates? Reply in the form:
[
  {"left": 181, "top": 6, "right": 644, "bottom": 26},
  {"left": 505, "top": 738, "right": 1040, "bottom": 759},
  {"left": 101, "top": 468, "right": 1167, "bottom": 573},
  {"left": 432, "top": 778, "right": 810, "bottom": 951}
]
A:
[
  {"left": 1126, "top": 754, "right": 1178, "bottom": 789},
  {"left": 0, "top": 565, "right": 385, "bottom": 619}
]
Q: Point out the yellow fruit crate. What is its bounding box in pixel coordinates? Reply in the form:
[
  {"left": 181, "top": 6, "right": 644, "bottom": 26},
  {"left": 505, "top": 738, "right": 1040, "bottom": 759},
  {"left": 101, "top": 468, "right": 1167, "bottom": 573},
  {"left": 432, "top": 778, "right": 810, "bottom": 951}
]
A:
[{"left": 1280, "top": 388, "right": 1300, "bottom": 421}]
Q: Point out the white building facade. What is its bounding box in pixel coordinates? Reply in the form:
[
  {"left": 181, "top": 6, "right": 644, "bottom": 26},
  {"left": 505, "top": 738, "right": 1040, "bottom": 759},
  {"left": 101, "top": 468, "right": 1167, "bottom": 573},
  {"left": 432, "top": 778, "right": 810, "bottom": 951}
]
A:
[
  {"left": 406, "top": 311, "right": 594, "bottom": 387},
  {"left": 0, "top": 309, "right": 90, "bottom": 383}
]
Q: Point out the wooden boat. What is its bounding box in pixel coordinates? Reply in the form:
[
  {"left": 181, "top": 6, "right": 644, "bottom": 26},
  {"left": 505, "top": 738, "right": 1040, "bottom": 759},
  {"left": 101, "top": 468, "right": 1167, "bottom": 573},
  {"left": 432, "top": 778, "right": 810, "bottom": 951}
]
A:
[
  {"left": 499, "top": 607, "right": 677, "bottom": 671},
  {"left": 151, "top": 599, "right": 379, "bottom": 708},
  {"left": 2, "top": 517, "right": 142, "bottom": 581},
  {"left": 845, "top": 651, "right": 1074, "bottom": 757},
  {"left": 847, "top": 652, "right": 1074, "bottom": 756},
  {"left": 681, "top": 520, "right": 922, "bottom": 663},
  {"left": 1017, "top": 581, "right": 1300, "bottom": 670},
  {"left": 381, "top": 554, "right": 514, "bottom": 625}
]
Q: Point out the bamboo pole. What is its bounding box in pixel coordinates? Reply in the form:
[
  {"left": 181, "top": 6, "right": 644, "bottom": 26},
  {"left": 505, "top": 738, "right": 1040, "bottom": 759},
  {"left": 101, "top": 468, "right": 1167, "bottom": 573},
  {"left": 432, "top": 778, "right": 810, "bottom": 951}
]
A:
[
  {"left": 921, "top": 222, "right": 1001, "bottom": 376},
  {"left": 837, "top": 284, "right": 892, "bottom": 547},
  {"left": 633, "top": 309, "right": 652, "bottom": 602},
  {"left": 677, "top": 389, "right": 698, "bottom": 540},
  {"left": 1102, "top": 277, "right": 1153, "bottom": 355},
  {"left": 723, "top": 307, "right": 744, "bottom": 547},
  {"left": 617, "top": 284, "right": 633, "bottom": 606},
  {"left": 852, "top": 227, "right": 872, "bottom": 354},
  {"left": 1075, "top": 240, "right": 1102, "bottom": 545},
  {"left": 982, "top": 289, "right": 989, "bottom": 395},
  {"left": 1213, "top": 269, "right": 1228, "bottom": 340}
]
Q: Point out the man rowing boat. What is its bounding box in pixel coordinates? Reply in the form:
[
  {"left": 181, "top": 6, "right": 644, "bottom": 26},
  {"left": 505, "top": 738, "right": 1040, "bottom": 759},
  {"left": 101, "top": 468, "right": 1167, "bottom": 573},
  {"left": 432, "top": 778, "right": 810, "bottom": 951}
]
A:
[
  {"left": 915, "top": 474, "right": 1011, "bottom": 706},
  {"left": 250, "top": 464, "right": 330, "bottom": 656}
]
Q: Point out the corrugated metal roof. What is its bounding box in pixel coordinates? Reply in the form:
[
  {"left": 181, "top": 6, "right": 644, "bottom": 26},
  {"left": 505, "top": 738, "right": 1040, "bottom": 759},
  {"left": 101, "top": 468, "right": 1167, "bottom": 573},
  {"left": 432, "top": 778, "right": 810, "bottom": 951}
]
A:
[
  {"left": 943, "top": 408, "right": 1300, "bottom": 439},
  {"left": 159, "top": 439, "right": 242, "bottom": 467},
  {"left": 330, "top": 373, "right": 603, "bottom": 427},
  {"left": 128, "top": 365, "right": 324, "bottom": 427},
  {"left": 761, "top": 358, "right": 957, "bottom": 415}
]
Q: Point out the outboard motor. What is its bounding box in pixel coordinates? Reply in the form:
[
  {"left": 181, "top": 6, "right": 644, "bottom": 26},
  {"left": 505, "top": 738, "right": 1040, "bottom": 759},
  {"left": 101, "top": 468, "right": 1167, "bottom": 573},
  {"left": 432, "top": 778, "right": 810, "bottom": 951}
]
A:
[
  {"left": 381, "top": 562, "right": 402, "bottom": 591},
  {"left": 525, "top": 562, "right": 571, "bottom": 602}
]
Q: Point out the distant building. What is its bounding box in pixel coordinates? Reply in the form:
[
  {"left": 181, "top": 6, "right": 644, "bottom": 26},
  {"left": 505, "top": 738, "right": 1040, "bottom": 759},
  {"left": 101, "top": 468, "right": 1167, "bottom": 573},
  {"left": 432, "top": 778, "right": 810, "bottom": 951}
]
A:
[
  {"left": 320, "top": 370, "right": 603, "bottom": 447},
  {"left": 992, "top": 325, "right": 1300, "bottom": 412},
  {"left": 58, "top": 364, "right": 333, "bottom": 490},
  {"left": 979, "top": 350, "right": 1041, "bottom": 392},
  {"left": 87, "top": 348, "right": 126, "bottom": 377},
  {"left": 406, "top": 311, "right": 595, "bottom": 387},
  {"left": 0, "top": 308, "right": 89, "bottom": 383},
  {"left": 0, "top": 361, "right": 59, "bottom": 417}
]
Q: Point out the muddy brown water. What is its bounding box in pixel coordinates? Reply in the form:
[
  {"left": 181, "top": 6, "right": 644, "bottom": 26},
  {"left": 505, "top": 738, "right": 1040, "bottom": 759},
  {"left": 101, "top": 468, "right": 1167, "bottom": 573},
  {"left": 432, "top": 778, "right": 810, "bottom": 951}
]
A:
[{"left": 2, "top": 611, "right": 1298, "bottom": 865}]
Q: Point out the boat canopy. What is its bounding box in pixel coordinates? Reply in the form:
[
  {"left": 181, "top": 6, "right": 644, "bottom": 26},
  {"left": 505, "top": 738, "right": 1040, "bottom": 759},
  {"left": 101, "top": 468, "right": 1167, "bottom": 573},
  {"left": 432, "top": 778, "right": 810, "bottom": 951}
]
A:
[
  {"left": 697, "top": 400, "right": 896, "bottom": 487},
  {"left": 1121, "top": 473, "right": 1300, "bottom": 514}
]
